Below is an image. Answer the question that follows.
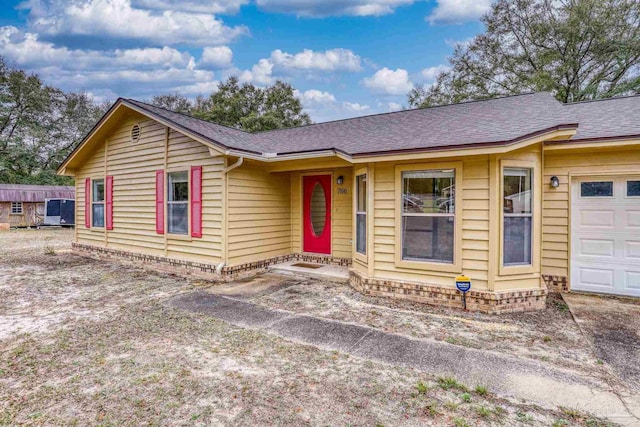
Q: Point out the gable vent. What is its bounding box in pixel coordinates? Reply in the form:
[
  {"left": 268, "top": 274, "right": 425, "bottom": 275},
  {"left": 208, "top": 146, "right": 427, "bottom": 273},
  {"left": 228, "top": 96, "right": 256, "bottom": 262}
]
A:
[{"left": 130, "top": 124, "right": 141, "bottom": 143}]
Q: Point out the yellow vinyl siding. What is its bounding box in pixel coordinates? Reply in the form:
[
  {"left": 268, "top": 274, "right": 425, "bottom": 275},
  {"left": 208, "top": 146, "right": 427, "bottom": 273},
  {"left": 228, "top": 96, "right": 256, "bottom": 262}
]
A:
[
  {"left": 106, "top": 118, "right": 165, "bottom": 255},
  {"left": 332, "top": 168, "right": 353, "bottom": 258},
  {"left": 227, "top": 163, "right": 291, "bottom": 265},
  {"left": 76, "top": 114, "right": 224, "bottom": 263},
  {"left": 76, "top": 144, "right": 105, "bottom": 246},
  {"left": 542, "top": 146, "right": 640, "bottom": 279},
  {"left": 166, "top": 129, "right": 224, "bottom": 263}
]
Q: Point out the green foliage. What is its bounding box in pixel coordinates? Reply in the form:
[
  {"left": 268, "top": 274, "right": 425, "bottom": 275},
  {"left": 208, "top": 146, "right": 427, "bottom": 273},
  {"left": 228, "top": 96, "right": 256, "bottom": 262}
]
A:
[
  {"left": 476, "top": 405, "right": 492, "bottom": 417},
  {"left": 461, "top": 392, "right": 471, "bottom": 402},
  {"left": 408, "top": 0, "right": 640, "bottom": 107},
  {"left": 474, "top": 385, "right": 488, "bottom": 396},
  {"left": 437, "top": 376, "right": 468, "bottom": 391},
  {"left": 415, "top": 381, "right": 429, "bottom": 395},
  {"left": 0, "top": 57, "right": 107, "bottom": 184},
  {"left": 160, "top": 76, "right": 312, "bottom": 132},
  {"left": 150, "top": 93, "right": 193, "bottom": 115},
  {"left": 453, "top": 417, "right": 469, "bottom": 427}
]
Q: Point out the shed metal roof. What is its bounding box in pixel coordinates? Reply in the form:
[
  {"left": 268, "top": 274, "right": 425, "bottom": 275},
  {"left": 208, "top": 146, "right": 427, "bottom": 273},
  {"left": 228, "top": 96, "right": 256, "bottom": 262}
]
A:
[{"left": 0, "top": 184, "right": 75, "bottom": 202}]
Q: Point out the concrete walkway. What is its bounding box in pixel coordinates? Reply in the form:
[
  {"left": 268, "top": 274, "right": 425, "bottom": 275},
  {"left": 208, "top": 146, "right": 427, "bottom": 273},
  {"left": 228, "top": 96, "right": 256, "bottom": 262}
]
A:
[{"left": 168, "top": 291, "right": 640, "bottom": 425}]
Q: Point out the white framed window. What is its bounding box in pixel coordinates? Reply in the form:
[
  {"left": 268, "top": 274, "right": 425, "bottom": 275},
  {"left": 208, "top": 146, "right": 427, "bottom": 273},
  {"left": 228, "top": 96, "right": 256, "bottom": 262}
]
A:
[
  {"left": 356, "top": 174, "right": 367, "bottom": 255},
  {"left": 168, "top": 171, "right": 188, "bottom": 235},
  {"left": 401, "top": 169, "right": 455, "bottom": 264},
  {"left": 92, "top": 179, "right": 105, "bottom": 228},
  {"left": 580, "top": 181, "right": 613, "bottom": 198},
  {"left": 626, "top": 180, "right": 640, "bottom": 198},
  {"left": 11, "top": 202, "right": 23, "bottom": 214},
  {"left": 503, "top": 168, "right": 532, "bottom": 266}
]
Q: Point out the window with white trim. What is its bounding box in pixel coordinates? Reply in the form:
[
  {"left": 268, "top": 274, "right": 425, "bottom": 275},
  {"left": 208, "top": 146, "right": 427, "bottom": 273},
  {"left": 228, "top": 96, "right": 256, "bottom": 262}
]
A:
[
  {"left": 356, "top": 174, "right": 367, "bottom": 255},
  {"left": 401, "top": 169, "right": 455, "bottom": 263},
  {"left": 11, "top": 202, "right": 23, "bottom": 214},
  {"left": 168, "top": 171, "right": 188, "bottom": 235},
  {"left": 503, "top": 168, "right": 532, "bottom": 266},
  {"left": 92, "top": 179, "right": 105, "bottom": 227}
]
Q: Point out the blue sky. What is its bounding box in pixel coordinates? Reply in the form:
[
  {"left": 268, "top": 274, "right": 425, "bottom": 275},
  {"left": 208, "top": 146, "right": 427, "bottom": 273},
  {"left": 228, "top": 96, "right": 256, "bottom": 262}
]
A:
[{"left": 0, "top": 0, "right": 489, "bottom": 122}]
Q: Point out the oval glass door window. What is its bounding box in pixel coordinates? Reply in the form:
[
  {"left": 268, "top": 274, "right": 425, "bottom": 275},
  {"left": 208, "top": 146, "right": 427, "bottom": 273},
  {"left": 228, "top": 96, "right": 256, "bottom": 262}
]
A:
[{"left": 310, "top": 182, "right": 327, "bottom": 236}]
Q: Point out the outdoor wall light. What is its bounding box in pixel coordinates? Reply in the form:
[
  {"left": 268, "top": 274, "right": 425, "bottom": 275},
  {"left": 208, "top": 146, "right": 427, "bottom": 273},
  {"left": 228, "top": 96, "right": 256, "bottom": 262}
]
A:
[
  {"left": 337, "top": 175, "right": 344, "bottom": 185},
  {"left": 550, "top": 176, "right": 560, "bottom": 188}
]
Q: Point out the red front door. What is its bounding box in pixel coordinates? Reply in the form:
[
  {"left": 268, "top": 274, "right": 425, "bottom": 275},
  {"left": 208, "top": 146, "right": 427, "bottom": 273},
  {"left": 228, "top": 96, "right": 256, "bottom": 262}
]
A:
[{"left": 303, "top": 175, "right": 332, "bottom": 254}]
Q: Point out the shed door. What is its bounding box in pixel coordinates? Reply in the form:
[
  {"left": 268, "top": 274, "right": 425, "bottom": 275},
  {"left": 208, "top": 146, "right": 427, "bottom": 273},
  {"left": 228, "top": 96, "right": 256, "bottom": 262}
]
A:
[
  {"left": 571, "top": 176, "right": 640, "bottom": 296},
  {"left": 303, "top": 175, "right": 332, "bottom": 254}
]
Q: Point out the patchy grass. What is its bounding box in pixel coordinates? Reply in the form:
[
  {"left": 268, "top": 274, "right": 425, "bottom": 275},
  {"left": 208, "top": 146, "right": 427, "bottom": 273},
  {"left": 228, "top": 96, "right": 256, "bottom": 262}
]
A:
[
  {"left": 249, "top": 274, "right": 610, "bottom": 379},
  {"left": 0, "top": 230, "right": 618, "bottom": 426}
]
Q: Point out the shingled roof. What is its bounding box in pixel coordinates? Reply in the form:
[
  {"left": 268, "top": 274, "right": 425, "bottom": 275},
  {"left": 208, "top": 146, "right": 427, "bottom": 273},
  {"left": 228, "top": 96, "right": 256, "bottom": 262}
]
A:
[
  {"left": 0, "top": 184, "right": 75, "bottom": 202},
  {"left": 125, "top": 92, "right": 580, "bottom": 157},
  {"left": 563, "top": 95, "right": 640, "bottom": 141},
  {"left": 61, "top": 92, "right": 640, "bottom": 172}
]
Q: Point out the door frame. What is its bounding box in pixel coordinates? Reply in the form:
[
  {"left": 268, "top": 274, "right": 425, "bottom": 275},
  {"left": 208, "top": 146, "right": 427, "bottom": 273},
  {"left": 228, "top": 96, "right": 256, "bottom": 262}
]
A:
[
  {"left": 300, "top": 171, "right": 333, "bottom": 255},
  {"left": 568, "top": 171, "right": 640, "bottom": 294}
]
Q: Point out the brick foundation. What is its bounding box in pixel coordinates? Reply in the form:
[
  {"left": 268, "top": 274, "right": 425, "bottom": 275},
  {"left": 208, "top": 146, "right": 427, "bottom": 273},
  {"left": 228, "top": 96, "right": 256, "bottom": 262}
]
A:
[
  {"left": 542, "top": 274, "right": 568, "bottom": 293},
  {"left": 349, "top": 270, "right": 547, "bottom": 314},
  {"left": 72, "top": 243, "right": 351, "bottom": 281}
]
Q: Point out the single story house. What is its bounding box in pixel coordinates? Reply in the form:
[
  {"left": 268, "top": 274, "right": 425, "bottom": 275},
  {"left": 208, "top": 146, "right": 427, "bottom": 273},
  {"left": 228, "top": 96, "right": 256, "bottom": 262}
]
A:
[
  {"left": 57, "top": 92, "right": 640, "bottom": 313},
  {"left": 0, "top": 184, "right": 75, "bottom": 229}
]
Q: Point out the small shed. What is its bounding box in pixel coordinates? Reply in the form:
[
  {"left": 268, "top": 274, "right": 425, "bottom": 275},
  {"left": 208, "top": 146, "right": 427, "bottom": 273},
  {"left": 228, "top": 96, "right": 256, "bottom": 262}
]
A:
[{"left": 0, "top": 184, "right": 75, "bottom": 230}]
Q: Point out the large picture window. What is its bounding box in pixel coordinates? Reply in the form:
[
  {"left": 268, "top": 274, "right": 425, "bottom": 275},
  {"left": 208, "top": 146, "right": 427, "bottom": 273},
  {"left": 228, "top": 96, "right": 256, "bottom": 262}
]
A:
[
  {"left": 503, "top": 168, "right": 532, "bottom": 266},
  {"left": 401, "top": 169, "right": 455, "bottom": 263},
  {"left": 356, "top": 174, "right": 367, "bottom": 255},
  {"left": 92, "top": 179, "right": 105, "bottom": 227},
  {"left": 168, "top": 171, "right": 189, "bottom": 235}
]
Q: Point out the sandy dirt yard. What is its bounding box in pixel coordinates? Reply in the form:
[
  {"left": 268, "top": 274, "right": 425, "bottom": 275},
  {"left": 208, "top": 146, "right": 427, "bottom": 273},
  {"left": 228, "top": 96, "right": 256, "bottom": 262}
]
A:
[{"left": 0, "top": 229, "right": 617, "bottom": 426}]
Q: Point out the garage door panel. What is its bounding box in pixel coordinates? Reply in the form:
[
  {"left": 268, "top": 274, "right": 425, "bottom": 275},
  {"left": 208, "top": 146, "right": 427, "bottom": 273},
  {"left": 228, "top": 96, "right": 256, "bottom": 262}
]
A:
[
  {"left": 578, "top": 267, "right": 614, "bottom": 288},
  {"left": 578, "top": 239, "right": 615, "bottom": 257},
  {"left": 579, "top": 210, "right": 615, "bottom": 228},
  {"left": 626, "top": 241, "right": 640, "bottom": 259},
  {"left": 626, "top": 211, "right": 640, "bottom": 228},
  {"left": 571, "top": 176, "right": 640, "bottom": 297},
  {"left": 625, "top": 271, "right": 640, "bottom": 291}
]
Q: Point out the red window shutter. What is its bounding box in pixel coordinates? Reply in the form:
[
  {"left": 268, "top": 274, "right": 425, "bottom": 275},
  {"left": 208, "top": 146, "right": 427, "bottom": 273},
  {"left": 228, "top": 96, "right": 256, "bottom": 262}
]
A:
[
  {"left": 84, "top": 178, "right": 91, "bottom": 228},
  {"left": 106, "top": 175, "right": 114, "bottom": 230},
  {"left": 191, "top": 166, "right": 203, "bottom": 238},
  {"left": 155, "top": 170, "right": 164, "bottom": 234}
]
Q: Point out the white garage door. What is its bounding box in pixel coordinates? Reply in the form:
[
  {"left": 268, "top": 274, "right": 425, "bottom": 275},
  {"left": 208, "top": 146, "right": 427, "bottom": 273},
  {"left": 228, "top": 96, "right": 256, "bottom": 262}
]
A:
[{"left": 571, "top": 176, "right": 640, "bottom": 297}]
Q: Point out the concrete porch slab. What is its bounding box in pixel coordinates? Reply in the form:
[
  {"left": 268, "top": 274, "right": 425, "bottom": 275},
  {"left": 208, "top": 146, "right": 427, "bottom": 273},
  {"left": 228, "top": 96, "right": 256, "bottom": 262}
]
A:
[{"left": 268, "top": 260, "right": 349, "bottom": 283}]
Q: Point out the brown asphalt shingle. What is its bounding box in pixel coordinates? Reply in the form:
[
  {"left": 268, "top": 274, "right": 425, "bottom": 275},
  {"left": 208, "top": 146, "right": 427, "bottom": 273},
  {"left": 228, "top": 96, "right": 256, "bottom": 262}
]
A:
[{"left": 124, "top": 92, "right": 640, "bottom": 157}]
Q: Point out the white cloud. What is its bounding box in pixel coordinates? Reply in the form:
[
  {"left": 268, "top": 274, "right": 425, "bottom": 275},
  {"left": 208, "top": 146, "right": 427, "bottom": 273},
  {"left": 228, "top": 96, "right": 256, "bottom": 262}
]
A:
[
  {"left": 385, "top": 101, "right": 403, "bottom": 111},
  {"left": 420, "top": 64, "right": 450, "bottom": 81},
  {"left": 239, "top": 58, "right": 274, "bottom": 85},
  {"left": 427, "top": 0, "right": 492, "bottom": 24},
  {"left": 445, "top": 37, "right": 474, "bottom": 49},
  {"left": 292, "top": 88, "right": 372, "bottom": 122},
  {"left": 240, "top": 48, "right": 362, "bottom": 84},
  {"left": 271, "top": 48, "right": 362, "bottom": 72},
  {"left": 297, "top": 89, "right": 337, "bottom": 104},
  {"left": 201, "top": 46, "right": 233, "bottom": 69},
  {"left": 0, "top": 26, "right": 216, "bottom": 98},
  {"left": 131, "top": 0, "right": 248, "bottom": 14},
  {"left": 362, "top": 67, "right": 413, "bottom": 95},
  {"left": 255, "top": 0, "right": 416, "bottom": 17},
  {"left": 343, "top": 101, "right": 370, "bottom": 112},
  {"left": 20, "top": 0, "right": 248, "bottom": 46}
]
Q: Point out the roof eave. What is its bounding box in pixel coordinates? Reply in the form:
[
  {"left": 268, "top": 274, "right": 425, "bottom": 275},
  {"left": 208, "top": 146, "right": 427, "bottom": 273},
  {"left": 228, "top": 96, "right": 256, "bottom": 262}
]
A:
[{"left": 347, "top": 124, "right": 578, "bottom": 162}]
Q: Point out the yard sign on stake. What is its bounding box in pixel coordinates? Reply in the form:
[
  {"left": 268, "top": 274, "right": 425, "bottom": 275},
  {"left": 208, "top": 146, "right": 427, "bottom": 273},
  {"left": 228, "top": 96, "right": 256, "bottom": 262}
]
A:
[{"left": 455, "top": 275, "right": 471, "bottom": 310}]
